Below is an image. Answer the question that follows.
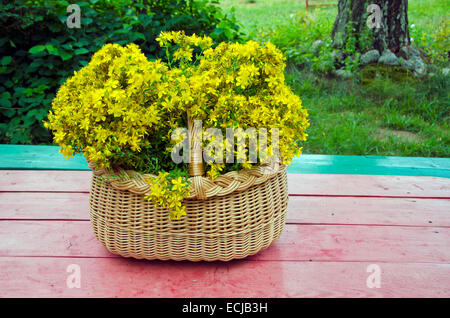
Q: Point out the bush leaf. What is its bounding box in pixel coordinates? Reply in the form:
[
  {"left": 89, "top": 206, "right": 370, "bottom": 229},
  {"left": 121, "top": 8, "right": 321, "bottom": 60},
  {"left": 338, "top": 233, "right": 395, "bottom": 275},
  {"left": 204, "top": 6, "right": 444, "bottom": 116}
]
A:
[{"left": 29, "top": 45, "right": 46, "bottom": 54}]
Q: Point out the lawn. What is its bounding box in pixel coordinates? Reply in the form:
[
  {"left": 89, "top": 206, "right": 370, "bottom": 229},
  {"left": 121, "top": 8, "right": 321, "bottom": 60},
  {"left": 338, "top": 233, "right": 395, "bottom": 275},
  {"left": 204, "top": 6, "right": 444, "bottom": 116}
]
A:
[{"left": 220, "top": 0, "right": 449, "bottom": 157}]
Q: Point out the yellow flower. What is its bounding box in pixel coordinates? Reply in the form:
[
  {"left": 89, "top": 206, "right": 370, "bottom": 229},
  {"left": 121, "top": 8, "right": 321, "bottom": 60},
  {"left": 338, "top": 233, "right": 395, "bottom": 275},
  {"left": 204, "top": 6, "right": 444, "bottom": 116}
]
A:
[{"left": 171, "top": 177, "right": 185, "bottom": 192}]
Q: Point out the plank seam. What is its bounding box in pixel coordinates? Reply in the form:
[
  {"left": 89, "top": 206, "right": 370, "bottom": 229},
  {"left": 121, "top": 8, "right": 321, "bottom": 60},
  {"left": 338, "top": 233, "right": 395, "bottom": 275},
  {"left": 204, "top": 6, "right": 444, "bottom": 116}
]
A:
[
  {"left": 284, "top": 222, "right": 450, "bottom": 228},
  {"left": 289, "top": 194, "right": 450, "bottom": 199},
  {"left": 1, "top": 190, "right": 450, "bottom": 200},
  {"left": 1, "top": 255, "right": 449, "bottom": 265},
  {"left": 1, "top": 219, "right": 450, "bottom": 229},
  {"left": 1, "top": 220, "right": 448, "bottom": 229}
]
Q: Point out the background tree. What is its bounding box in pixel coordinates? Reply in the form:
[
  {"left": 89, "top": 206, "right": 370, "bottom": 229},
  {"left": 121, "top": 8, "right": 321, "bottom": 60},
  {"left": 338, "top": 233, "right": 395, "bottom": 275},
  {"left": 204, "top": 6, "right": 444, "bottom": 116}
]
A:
[{"left": 332, "top": 0, "right": 410, "bottom": 53}]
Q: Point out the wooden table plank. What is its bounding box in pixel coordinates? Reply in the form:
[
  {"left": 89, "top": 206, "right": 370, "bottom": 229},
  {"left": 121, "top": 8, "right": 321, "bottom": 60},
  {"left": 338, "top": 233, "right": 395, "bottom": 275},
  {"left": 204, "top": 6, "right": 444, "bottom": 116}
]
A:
[
  {"left": 287, "top": 154, "right": 450, "bottom": 178},
  {"left": 0, "top": 192, "right": 90, "bottom": 220},
  {"left": 2, "top": 170, "right": 449, "bottom": 198},
  {"left": 1, "top": 221, "right": 449, "bottom": 263},
  {"left": 288, "top": 174, "right": 450, "bottom": 198},
  {"left": 0, "top": 170, "right": 92, "bottom": 193},
  {"left": 0, "top": 145, "right": 89, "bottom": 171},
  {"left": 0, "top": 257, "right": 448, "bottom": 297},
  {"left": 2, "top": 145, "right": 449, "bottom": 177},
  {"left": 253, "top": 224, "right": 450, "bottom": 263},
  {"left": 287, "top": 196, "right": 450, "bottom": 227},
  {"left": 1, "top": 192, "right": 450, "bottom": 228}
]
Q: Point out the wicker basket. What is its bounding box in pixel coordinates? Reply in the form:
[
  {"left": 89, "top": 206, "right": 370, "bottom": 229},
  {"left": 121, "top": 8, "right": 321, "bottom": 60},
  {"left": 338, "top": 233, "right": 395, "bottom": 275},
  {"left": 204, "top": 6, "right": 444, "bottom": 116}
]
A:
[{"left": 88, "top": 115, "right": 289, "bottom": 261}]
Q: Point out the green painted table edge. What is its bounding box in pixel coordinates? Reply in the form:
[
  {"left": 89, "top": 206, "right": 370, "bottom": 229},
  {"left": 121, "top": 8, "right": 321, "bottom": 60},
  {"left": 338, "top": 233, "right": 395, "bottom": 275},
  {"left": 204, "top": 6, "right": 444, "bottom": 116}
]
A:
[{"left": 1, "top": 144, "right": 449, "bottom": 178}]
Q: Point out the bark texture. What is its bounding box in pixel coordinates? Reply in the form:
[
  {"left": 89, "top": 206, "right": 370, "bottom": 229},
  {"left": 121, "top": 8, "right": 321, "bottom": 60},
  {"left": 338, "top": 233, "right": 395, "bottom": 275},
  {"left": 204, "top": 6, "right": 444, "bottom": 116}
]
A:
[{"left": 332, "top": 0, "right": 410, "bottom": 53}]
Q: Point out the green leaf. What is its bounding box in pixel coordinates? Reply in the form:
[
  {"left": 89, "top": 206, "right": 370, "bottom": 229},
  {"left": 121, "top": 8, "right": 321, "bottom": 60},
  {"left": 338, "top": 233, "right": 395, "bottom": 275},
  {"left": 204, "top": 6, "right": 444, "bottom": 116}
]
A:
[
  {"left": 46, "top": 45, "right": 59, "bottom": 55},
  {"left": 0, "top": 56, "right": 12, "bottom": 66},
  {"left": 29, "top": 108, "right": 47, "bottom": 121},
  {"left": 1, "top": 92, "right": 11, "bottom": 99},
  {"left": 74, "top": 38, "right": 90, "bottom": 47},
  {"left": 84, "top": 17, "right": 93, "bottom": 25},
  {"left": 3, "top": 109, "right": 16, "bottom": 118},
  {"left": 0, "top": 98, "right": 12, "bottom": 108},
  {"left": 74, "top": 48, "right": 89, "bottom": 55},
  {"left": 29, "top": 45, "right": 46, "bottom": 54},
  {"left": 133, "top": 32, "right": 146, "bottom": 41},
  {"left": 59, "top": 50, "right": 73, "bottom": 61}
]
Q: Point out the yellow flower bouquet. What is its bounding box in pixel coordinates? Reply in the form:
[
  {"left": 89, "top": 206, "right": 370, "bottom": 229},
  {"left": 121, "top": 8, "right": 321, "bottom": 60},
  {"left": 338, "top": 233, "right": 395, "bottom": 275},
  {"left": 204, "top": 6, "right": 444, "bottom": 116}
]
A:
[{"left": 45, "top": 31, "right": 309, "bottom": 261}]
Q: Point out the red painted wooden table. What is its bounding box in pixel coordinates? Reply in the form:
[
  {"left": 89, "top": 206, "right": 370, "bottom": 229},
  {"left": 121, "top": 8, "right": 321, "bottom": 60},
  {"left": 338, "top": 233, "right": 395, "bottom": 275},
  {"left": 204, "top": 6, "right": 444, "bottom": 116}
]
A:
[{"left": 0, "top": 146, "right": 449, "bottom": 297}]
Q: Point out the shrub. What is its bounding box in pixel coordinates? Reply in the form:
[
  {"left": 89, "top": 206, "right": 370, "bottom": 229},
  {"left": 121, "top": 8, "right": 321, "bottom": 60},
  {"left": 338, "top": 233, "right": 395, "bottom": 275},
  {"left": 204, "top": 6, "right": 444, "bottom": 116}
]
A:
[
  {"left": 261, "top": 9, "right": 338, "bottom": 74},
  {"left": 0, "top": 0, "right": 242, "bottom": 144}
]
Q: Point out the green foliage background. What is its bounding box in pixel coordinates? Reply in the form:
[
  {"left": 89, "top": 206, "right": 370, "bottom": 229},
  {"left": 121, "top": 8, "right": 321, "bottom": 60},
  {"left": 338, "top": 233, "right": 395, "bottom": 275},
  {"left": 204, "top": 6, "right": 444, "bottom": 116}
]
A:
[
  {"left": 218, "top": 0, "right": 449, "bottom": 157},
  {"left": 0, "top": 0, "right": 242, "bottom": 144}
]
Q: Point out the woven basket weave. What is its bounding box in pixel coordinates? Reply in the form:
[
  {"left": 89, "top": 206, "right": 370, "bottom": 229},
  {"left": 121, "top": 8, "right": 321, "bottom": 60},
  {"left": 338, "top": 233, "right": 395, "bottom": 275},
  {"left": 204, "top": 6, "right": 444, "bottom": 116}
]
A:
[{"left": 88, "top": 115, "right": 289, "bottom": 261}]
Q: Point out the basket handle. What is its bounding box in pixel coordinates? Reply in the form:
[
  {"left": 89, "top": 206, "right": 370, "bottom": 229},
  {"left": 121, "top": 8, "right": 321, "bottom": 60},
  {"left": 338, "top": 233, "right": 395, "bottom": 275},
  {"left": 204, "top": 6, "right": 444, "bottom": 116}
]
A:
[{"left": 187, "top": 113, "right": 207, "bottom": 200}]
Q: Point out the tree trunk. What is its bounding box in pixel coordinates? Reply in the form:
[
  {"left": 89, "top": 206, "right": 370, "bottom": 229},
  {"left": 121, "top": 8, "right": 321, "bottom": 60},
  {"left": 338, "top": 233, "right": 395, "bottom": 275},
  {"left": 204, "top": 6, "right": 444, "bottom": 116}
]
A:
[{"left": 332, "top": 0, "right": 410, "bottom": 54}]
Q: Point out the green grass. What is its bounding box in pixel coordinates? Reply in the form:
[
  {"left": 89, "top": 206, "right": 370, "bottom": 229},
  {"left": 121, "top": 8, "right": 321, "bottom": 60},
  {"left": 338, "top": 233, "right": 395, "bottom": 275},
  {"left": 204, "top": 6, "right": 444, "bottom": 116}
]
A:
[
  {"left": 220, "top": 0, "right": 320, "bottom": 37},
  {"left": 221, "top": 0, "right": 449, "bottom": 37},
  {"left": 286, "top": 65, "right": 449, "bottom": 157},
  {"left": 220, "top": 0, "right": 450, "bottom": 157}
]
